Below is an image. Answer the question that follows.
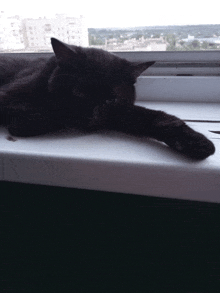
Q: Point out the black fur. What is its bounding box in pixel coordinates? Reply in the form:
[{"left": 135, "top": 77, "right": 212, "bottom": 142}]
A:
[{"left": 0, "top": 38, "right": 215, "bottom": 159}]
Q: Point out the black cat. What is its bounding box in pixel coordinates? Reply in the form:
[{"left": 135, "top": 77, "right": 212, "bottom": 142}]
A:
[{"left": 0, "top": 38, "right": 215, "bottom": 159}]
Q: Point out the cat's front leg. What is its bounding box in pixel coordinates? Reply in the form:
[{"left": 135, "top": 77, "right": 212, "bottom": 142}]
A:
[
  {"left": 90, "top": 104, "right": 215, "bottom": 160},
  {"left": 150, "top": 114, "right": 215, "bottom": 160}
]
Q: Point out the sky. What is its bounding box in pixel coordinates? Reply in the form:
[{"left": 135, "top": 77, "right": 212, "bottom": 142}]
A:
[{"left": 2, "top": 0, "right": 220, "bottom": 28}]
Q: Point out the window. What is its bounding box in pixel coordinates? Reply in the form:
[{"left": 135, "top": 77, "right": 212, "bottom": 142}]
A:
[
  {"left": 0, "top": 1, "right": 219, "bottom": 202},
  {"left": 0, "top": 2, "right": 220, "bottom": 101},
  {"left": 0, "top": 1, "right": 219, "bottom": 52}
]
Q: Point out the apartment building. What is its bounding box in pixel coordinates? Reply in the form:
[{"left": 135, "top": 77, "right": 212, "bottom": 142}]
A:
[
  {"left": 0, "top": 12, "right": 25, "bottom": 51},
  {"left": 23, "top": 14, "right": 88, "bottom": 51},
  {"left": 0, "top": 12, "right": 88, "bottom": 52}
]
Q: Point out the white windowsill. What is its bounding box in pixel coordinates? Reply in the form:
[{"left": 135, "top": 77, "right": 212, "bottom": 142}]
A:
[{"left": 0, "top": 101, "right": 219, "bottom": 203}]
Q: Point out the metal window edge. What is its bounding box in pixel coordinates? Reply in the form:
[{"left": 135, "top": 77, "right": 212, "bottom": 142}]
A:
[
  {"left": 136, "top": 76, "right": 220, "bottom": 102},
  {"left": 1, "top": 50, "right": 220, "bottom": 76}
]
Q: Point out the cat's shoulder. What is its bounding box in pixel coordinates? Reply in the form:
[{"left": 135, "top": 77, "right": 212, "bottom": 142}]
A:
[
  {"left": 0, "top": 54, "right": 55, "bottom": 76},
  {"left": 0, "top": 54, "right": 52, "bottom": 67}
]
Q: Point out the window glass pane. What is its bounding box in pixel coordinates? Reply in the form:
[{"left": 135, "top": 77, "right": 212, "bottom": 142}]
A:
[{"left": 1, "top": 0, "right": 220, "bottom": 52}]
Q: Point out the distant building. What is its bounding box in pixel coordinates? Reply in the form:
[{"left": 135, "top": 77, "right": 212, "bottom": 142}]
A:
[
  {"left": 143, "top": 42, "right": 167, "bottom": 51},
  {"left": 0, "top": 12, "right": 88, "bottom": 52},
  {"left": 0, "top": 12, "right": 25, "bottom": 51},
  {"left": 188, "top": 35, "right": 195, "bottom": 41},
  {"left": 105, "top": 36, "right": 167, "bottom": 51},
  {"left": 23, "top": 14, "right": 88, "bottom": 51}
]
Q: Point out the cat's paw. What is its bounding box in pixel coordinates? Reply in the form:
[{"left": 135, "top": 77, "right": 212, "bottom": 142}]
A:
[{"left": 167, "top": 128, "right": 215, "bottom": 160}]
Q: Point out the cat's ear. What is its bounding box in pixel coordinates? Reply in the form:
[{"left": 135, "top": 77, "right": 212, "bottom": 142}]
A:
[
  {"left": 51, "top": 38, "right": 80, "bottom": 65},
  {"left": 131, "top": 61, "right": 155, "bottom": 79}
]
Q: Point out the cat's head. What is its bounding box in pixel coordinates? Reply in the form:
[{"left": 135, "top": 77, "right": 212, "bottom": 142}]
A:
[{"left": 50, "top": 38, "right": 155, "bottom": 105}]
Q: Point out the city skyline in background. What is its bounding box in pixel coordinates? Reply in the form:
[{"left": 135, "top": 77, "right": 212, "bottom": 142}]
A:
[
  {"left": 0, "top": 12, "right": 89, "bottom": 51},
  {"left": 2, "top": 1, "right": 220, "bottom": 53},
  {"left": 2, "top": 0, "right": 220, "bottom": 28},
  {"left": 1, "top": 10, "right": 220, "bottom": 52}
]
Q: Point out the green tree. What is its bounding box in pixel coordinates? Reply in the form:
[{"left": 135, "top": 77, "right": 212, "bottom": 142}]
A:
[
  {"left": 152, "top": 34, "right": 160, "bottom": 38},
  {"left": 191, "top": 40, "right": 200, "bottom": 49},
  {"left": 201, "top": 41, "right": 209, "bottom": 49},
  {"left": 89, "top": 35, "right": 104, "bottom": 46},
  {"left": 166, "top": 34, "right": 177, "bottom": 50}
]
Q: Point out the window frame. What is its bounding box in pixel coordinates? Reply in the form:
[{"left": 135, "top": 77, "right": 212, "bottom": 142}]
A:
[
  {"left": 2, "top": 49, "right": 220, "bottom": 72},
  {"left": 114, "top": 50, "right": 220, "bottom": 103},
  {"left": 0, "top": 50, "right": 219, "bottom": 203},
  {"left": 1, "top": 50, "right": 220, "bottom": 103},
  {"left": 114, "top": 50, "right": 220, "bottom": 76}
]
